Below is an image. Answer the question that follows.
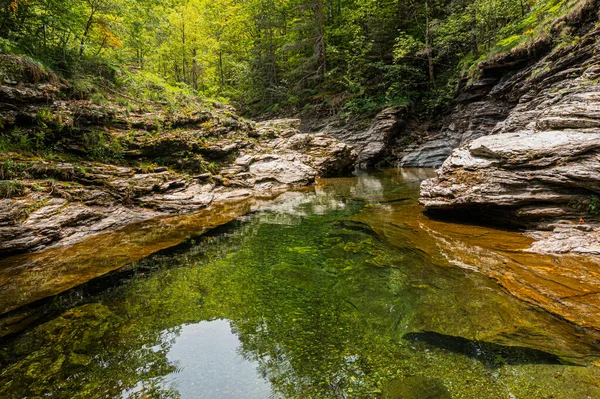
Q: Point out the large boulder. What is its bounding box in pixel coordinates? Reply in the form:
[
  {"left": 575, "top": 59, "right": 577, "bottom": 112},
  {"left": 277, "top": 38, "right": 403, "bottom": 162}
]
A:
[
  {"left": 305, "top": 106, "right": 406, "bottom": 167},
  {"left": 270, "top": 132, "right": 358, "bottom": 176}
]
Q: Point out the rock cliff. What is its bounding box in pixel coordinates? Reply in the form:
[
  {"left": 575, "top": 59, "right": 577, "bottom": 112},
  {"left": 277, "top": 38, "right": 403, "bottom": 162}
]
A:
[
  {"left": 415, "top": 1, "right": 600, "bottom": 253},
  {"left": 298, "top": 106, "right": 407, "bottom": 167}
]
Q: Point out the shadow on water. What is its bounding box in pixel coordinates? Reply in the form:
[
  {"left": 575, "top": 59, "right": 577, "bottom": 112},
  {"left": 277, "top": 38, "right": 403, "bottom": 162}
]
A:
[
  {"left": 403, "top": 331, "right": 568, "bottom": 368},
  {"left": 0, "top": 216, "right": 254, "bottom": 339},
  {"left": 332, "top": 219, "right": 382, "bottom": 239}
]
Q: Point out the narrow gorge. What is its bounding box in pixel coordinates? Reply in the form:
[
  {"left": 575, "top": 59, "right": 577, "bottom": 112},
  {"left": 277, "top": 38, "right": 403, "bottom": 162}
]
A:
[{"left": 1, "top": 0, "right": 600, "bottom": 398}]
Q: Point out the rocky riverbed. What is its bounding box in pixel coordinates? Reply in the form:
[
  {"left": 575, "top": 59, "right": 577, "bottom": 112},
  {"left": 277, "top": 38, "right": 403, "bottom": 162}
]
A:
[{"left": 2, "top": 2, "right": 600, "bottom": 344}]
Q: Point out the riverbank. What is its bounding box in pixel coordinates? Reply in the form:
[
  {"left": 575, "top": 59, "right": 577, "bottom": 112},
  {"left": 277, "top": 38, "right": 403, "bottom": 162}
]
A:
[
  {"left": 0, "top": 57, "right": 356, "bottom": 257},
  {"left": 414, "top": 2, "right": 600, "bottom": 253}
]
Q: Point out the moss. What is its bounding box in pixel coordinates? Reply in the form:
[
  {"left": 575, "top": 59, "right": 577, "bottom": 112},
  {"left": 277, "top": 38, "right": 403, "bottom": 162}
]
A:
[
  {"left": 383, "top": 377, "right": 452, "bottom": 399},
  {"left": 466, "top": 0, "right": 582, "bottom": 77},
  {"left": 0, "top": 54, "right": 57, "bottom": 84},
  {"left": 496, "top": 34, "right": 522, "bottom": 50},
  {"left": 15, "top": 198, "right": 50, "bottom": 221},
  {"left": 0, "top": 158, "right": 28, "bottom": 179},
  {"left": 530, "top": 63, "right": 552, "bottom": 80}
]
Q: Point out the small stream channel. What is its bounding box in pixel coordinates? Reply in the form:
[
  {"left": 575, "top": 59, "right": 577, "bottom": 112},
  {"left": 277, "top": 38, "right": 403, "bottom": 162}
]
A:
[{"left": 1, "top": 169, "right": 599, "bottom": 399}]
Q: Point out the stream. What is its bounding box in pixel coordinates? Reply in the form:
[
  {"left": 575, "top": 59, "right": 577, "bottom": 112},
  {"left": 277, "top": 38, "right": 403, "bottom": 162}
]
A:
[{"left": 1, "top": 169, "right": 599, "bottom": 399}]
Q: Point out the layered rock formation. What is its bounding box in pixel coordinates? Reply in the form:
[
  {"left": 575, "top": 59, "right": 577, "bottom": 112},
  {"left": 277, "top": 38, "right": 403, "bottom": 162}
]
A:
[
  {"left": 0, "top": 63, "right": 356, "bottom": 256},
  {"left": 417, "top": 2, "right": 600, "bottom": 253},
  {"left": 300, "top": 106, "right": 407, "bottom": 167}
]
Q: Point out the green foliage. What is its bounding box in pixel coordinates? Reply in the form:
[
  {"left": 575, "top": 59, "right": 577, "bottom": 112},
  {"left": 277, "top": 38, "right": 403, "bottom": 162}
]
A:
[
  {"left": 424, "top": 76, "right": 461, "bottom": 115},
  {"left": 589, "top": 195, "right": 598, "bottom": 216},
  {"left": 465, "top": 0, "right": 580, "bottom": 71},
  {"left": 79, "top": 130, "right": 124, "bottom": 163},
  {"left": 0, "top": 0, "right": 584, "bottom": 116},
  {"left": 0, "top": 37, "right": 17, "bottom": 54},
  {"left": 0, "top": 180, "right": 25, "bottom": 198},
  {"left": 116, "top": 69, "right": 216, "bottom": 112},
  {"left": 0, "top": 128, "right": 48, "bottom": 155},
  {"left": 342, "top": 98, "right": 379, "bottom": 116},
  {"left": 0, "top": 158, "right": 27, "bottom": 180},
  {"left": 568, "top": 194, "right": 600, "bottom": 216}
]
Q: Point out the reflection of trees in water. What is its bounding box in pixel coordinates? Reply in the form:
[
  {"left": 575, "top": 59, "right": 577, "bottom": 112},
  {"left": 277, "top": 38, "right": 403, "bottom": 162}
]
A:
[
  {"left": 216, "top": 210, "right": 410, "bottom": 398},
  {"left": 0, "top": 190, "right": 506, "bottom": 398},
  {"left": 0, "top": 302, "right": 184, "bottom": 399},
  {"left": 3, "top": 172, "right": 599, "bottom": 399},
  {"left": 352, "top": 173, "right": 385, "bottom": 199},
  {"left": 230, "top": 293, "right": 365, "bottom": 398}
]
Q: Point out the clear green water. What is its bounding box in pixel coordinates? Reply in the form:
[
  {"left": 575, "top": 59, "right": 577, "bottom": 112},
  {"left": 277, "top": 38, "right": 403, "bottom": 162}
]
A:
[{"left": 1, "top": 170, "right": 600, "bottom": 399}]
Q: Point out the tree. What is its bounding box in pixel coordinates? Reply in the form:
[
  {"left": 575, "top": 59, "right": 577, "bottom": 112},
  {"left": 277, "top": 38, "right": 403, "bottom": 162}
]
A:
[
  {"left": 80, "top": 0, "right": 112, "bottom": 56},
  {"left": 0, "top": 0, "right": 567, "bottom": 114}
]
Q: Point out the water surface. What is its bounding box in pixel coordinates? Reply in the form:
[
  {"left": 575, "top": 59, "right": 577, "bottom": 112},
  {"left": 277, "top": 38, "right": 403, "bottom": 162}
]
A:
[{"left": 1, "top": 169, "right": 600, "bottom": 399}]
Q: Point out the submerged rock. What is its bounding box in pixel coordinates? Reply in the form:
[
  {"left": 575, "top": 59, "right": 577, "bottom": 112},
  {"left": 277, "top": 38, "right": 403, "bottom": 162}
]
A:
[
  {"left": 383, "top": 377, "right": 451, "bottom": 399},
  {"left": 346, "top": 172, "right": 600, "bottom": 365}
]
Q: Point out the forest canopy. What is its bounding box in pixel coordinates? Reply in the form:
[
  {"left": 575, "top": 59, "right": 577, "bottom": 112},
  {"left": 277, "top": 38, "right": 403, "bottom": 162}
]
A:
[{"left": 0, "top": 0, "right": 581, "bottom": 115}]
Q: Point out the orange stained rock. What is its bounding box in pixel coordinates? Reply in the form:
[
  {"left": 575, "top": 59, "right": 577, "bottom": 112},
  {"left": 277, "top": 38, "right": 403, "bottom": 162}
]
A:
[
  {"left": 0, "top": 195, "right": 282, "bottom": 317},
  {"left": 354, "top": 195, "right": 600, "bottom": 333}
]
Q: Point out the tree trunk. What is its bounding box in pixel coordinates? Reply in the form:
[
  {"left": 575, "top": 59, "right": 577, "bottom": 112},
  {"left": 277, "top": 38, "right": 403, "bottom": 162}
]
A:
[
  {"left": 315, "top": 0, "right": 327, "bottom": 78},
  {"left": 471, "top": 5, "right": 478, "bottom": 53},
  {"left": 425, "top": 0, "right": 434, "bottom": 87},
  {"left": 219, "top": 50, "right": 224, "bottom": 90},
  {"left": 80, "top": 10, "right": 95, "bottom": 56},
  {"left": 181, "top": 18, "right": 186, "bottom": 84},
  {"left": 268, "top": 26, "right": 278, "bottom": 85},
  {"left": 94, "top": 35, "right": 108, "bottom": 57},
  {"left": 192, "top": 47, "right": 198, "bottom": 90}
]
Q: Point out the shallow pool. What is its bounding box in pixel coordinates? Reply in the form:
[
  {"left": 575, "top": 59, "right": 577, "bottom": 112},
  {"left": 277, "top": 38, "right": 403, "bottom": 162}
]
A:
[{"left": 1, "top": 170, "right": 599, "bottom": 399}]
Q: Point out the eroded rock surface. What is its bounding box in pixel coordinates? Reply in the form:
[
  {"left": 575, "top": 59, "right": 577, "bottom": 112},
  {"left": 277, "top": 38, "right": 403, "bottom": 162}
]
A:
[
  {"left": 0, "top": 127, "right": 356, "bottom": 256},
  {"left": 0, "top": 65, "right": 357, "bottom": 256},
  {"left": 419, "top": 5, "right": 600, "bottom": 253},
  {"left": 396, "top": 0, "right": 600, "bottom": 168},
  {"left": 301, "top": 106, "right": 406, "bottom": 167}
]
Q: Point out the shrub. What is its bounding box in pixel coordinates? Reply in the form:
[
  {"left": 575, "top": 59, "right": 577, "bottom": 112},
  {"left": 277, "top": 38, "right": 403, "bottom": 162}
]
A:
[{"left": 0, "top": 180, "right": 25, "bottom": 198}]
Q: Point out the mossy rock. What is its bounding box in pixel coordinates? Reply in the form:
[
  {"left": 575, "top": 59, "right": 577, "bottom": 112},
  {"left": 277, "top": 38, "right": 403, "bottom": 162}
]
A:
[
  {"left": 383, "top": 376, "right": 452, "bottom": 399},
  {"left": 10, "top": 303, "right": 119, "bottom": 357}
]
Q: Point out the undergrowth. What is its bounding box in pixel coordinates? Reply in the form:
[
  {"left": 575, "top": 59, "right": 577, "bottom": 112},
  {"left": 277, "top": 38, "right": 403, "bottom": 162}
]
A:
[
  {"left": 467, "top": 0, "right": 584, "bottom": 75},
  {"left": 0, "top": 180, "right": 25, "bottom": 198}
]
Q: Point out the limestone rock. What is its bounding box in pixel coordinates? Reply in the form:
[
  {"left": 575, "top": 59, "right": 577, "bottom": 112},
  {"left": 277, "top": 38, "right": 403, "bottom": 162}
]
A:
[
  {"left": 397, "top": 1, "right": 600, "bottom": 168},
  {"left": 419, "top": 23, "right": 600, "bottom": 253},
  {"left": 249, "top": 155, "right": 317, "bottom": 186},
  {"left": 306, "top": 106, "right": 405, "bottom": 167},
  {"left": 0, "top": 116, "right": 355, "bottom": 256}
]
